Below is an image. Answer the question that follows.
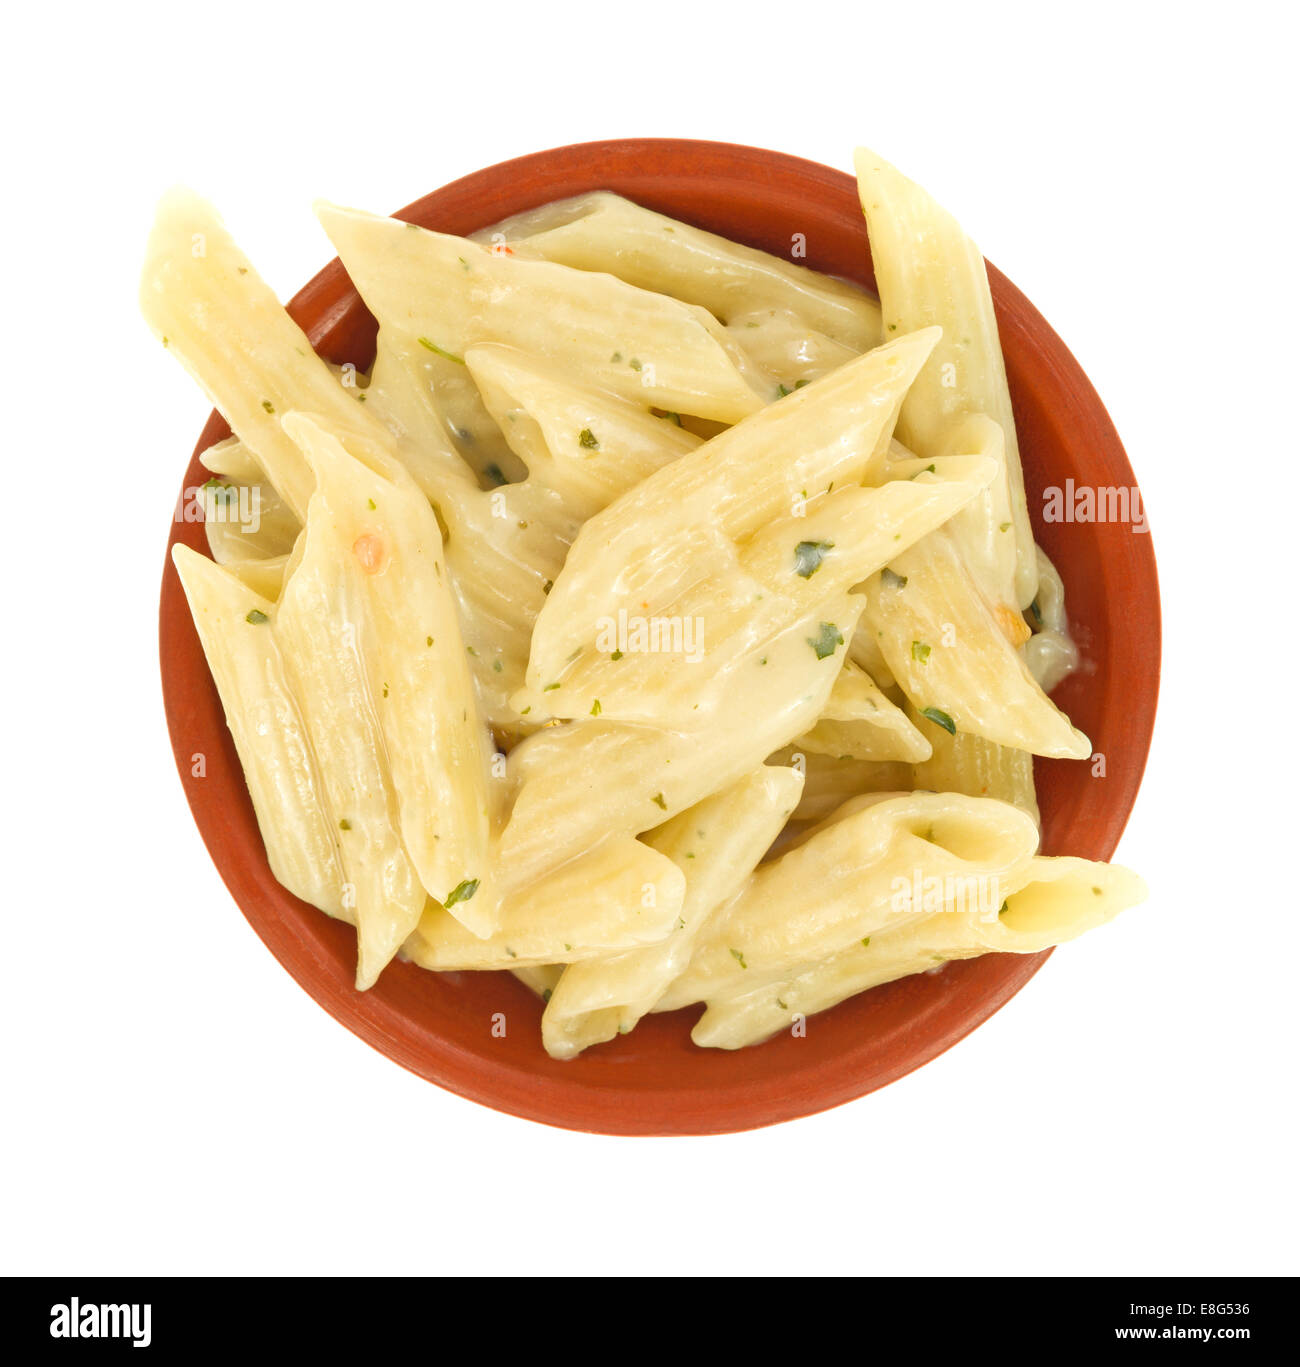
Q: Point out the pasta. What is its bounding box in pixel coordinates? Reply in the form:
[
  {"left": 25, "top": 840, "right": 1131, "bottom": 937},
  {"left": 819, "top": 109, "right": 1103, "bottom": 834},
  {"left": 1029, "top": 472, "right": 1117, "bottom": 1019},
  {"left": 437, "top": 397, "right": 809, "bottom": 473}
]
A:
[{"left": 151, "top": 145, "right": 1145, "bottom": 1063}]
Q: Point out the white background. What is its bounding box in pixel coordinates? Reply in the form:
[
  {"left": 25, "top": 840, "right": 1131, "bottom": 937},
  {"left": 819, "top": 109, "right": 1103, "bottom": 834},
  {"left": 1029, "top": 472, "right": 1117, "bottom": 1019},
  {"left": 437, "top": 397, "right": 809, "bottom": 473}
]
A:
[{"left": 3, "top": 0, "right": 1296, "bottom": 1277}]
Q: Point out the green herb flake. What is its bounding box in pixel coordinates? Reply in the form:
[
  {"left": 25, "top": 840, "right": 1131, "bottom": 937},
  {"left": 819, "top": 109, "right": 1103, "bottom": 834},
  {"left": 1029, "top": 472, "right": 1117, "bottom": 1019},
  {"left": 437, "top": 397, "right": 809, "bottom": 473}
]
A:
[
  {"left": 999, "top": 521, "right": 1011, "bottom": 532},
  {"left": 998, "top": 901, "right": 1009, "bottom": 917},
  {"left": 426, "top": 636, "right": 433, "bottom": 647},
  {"left": 483, "top": 463, "right": 508, "bottom": 486},
  {"left": 1092, "top": 886, "right": 1103, "bottom": 896},
  {"left": 542, "top": 578, "right": 553, "bottom": 595},
  {"left": 793, "top": 540, "right": 834, "bottom": 579},
  {"left": 659, "top": 410, "right": 682, "bottom": 426},
  {"left": 492, "top": 659, "right": 503, "bottom": 673},
  {"left": 881, "top": 568, "right": 908, "bottom": 590},
  {"left": 795, "top": 378, "right": 810, "bottom": 389},
  {"left": 628, "top": 357, "right": 643, "bottom": 372},
  {"left": 729, "top": 948, "right": 748, "bottom": 969},
  {"left": 911, "top": 640, "right": 932, "bottom": 664},
  {"left": 806, "top": 621, "right": 844, "bottom": 660},
  {"left": 339, "top": 819, "right": 351, "bottom": 831},
  {"left": 651, "top": 792, "right": 667, "bottom": 810},
  {"left": 919, "top": 706, "right": 957, "bottom": 735},
  {"left": 610, "top": 649, "right": 623, "bottom": 661},
  {"left": 367, "top": 498, "right": 376, "bottom": 510},
  {"left": 543, "top": 682, "right": 561, "bottom": 692},
  {"left": 444, "top": 878, "right": 479, "bottom": 908},
  {"left": 862, "top": 936, "right": 871, "bottom": 948},
  {"left": 610, "top": 351, "right": 623, "bottom": 363},
  {"left": 590, "top": 699, "right": 602, "bottom": 716},
  {"left": 261, "top": 400, "right": 275, "bottom": 414},
  {"left": 578, "top": 428, "right": 599, "bottom": 449},
  {"left": 1030, "top": 599, "right": 1043, "bottom": 624},
  {"left": 245, "top": 608, "right": 269, "bottom": 625},
  {"left": 541, "top": 988, "right": 552, "bottom": 1004},
  {"left": 416, "top": 337, "right": 466, "bottom": 364},
  {"left": 777, "top": 383, "right": 791, "bottom": 398}
]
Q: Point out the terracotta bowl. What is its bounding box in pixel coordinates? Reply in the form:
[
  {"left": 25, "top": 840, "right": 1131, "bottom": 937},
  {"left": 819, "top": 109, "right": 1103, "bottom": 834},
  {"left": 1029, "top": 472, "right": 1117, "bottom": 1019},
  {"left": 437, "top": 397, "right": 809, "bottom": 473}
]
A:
[{"left": 159, "top": 139, "right": 1160, "bottom": 1135}]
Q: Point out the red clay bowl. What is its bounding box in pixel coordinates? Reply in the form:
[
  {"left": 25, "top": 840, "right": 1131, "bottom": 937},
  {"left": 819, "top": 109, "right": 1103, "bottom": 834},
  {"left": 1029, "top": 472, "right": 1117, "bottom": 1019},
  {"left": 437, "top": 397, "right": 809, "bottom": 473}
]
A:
[{"left": 159, "top": 139, "right": 1160, "bottom": 1135}]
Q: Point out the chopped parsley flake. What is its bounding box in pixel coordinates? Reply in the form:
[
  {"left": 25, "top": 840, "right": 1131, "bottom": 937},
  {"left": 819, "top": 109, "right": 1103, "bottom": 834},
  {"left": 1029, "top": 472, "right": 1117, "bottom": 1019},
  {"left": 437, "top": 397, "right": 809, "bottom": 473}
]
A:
[
  {"left": 245, "top": 608, "right": 269, "bottom": 625},
  {"left": 611, "top": 649, "right": 624, "bottom": 661},
  {"left": 578, "top": 428, "right": 599, "bottom": 449},
  {"left": 416, "top": 337, "right": 466, "bottom": 364},
  {"left": 339, "top": 819, "right": 351, "bottom": 831},
  {"left": 729, "top": 948, "right": 748, "bottom": 968},
  {"left": 590, "top": 699, "right": 602, "bottom": 716},
  {"left": 651, "top": 792, "right": 667, "bottom": 810},
  {"left": 794, "top": 540, "right": 834, "bottom": 579},
  {"left": 629, "top": 357, "right": 643, "bottom": 372},
  {"left": 911, "top": 640, "right": 932, "bottom": 664},
  {"left": 806, "top": 622, "right": 843, "bottom": 660},
  {"left": 444, "top": 878, "right": 479, "bottom": 908},
  {"left": 919, "top": 706, "right": 957, "bottom": 735},
  {"left": 261, "top": 400, "right": 275, "bottom": 414},
  {"left": 881, "top": 568, "right": 908, "bottom": 590}
]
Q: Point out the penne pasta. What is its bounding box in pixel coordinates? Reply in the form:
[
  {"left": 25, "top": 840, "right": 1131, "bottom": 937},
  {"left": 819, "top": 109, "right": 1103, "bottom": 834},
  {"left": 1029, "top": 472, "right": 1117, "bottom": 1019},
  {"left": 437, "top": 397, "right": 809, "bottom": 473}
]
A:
[
  {"left": 659, "top": 791, "right": 1040, "bottom": 1008},
  {"left": 404, "top": 837, "right": 685, "bottom": 969},
  {"left": 861, "top": 532, "right": 1091, "bottom": 760},
  {"left": 315, "top": 202, "right": 771, "bottom": 424},
  {"left": 526, "top": 329, "right": 941, "bottom": 690},
  {"left": 171, "top": 546, "right": 346, "bottom": 921},
  {"left": 541, "top": 766, "right": 803, "bottom": 1059},
  {"left": 691, "top": 855, "right": 1146, "bottom": 1049},
  {"left": 855, "top": 149, "right": 1037, "bottom": 610},
  {"left": 476, "top": 190, "right": 881, "bottom": 351}
]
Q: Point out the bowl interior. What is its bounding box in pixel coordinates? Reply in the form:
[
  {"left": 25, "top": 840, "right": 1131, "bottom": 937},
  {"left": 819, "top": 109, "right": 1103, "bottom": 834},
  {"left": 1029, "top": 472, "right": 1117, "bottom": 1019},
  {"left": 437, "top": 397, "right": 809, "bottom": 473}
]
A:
[{"left": 159, "top": 139, "right": 1160, "bottom": 1135}]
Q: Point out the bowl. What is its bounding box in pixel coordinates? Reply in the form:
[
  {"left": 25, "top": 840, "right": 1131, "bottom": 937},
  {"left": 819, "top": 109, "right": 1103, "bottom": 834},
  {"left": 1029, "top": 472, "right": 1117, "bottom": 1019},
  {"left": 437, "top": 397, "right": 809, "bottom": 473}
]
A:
[{"left": 159, "top": 138, "right": 1161, "bottom": 1135}]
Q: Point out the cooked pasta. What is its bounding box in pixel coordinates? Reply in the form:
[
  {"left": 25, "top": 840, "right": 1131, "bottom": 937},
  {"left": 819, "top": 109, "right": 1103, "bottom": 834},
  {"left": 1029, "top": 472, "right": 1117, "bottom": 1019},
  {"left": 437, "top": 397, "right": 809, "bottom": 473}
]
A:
[{"left": 149, "top": 145, "right": 1144, "bottom": 1061}]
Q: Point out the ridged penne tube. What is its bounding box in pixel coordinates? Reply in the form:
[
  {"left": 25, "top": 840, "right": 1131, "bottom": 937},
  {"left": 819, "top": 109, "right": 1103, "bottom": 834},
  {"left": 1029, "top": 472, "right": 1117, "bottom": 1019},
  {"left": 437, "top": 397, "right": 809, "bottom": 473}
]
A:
[
  {"left": 499, "top": 596, "right": 864, "bottom": 887},
  {"left": 171, "top": 546, "right": 345, "bottom": 921},
  {"left": 659, "top": 792, "right": 1040, "bottom": 1008},
  {"left": 315, "top": 203, "right": 769, "bottom": 424},
  {"left": 476, "top": 191, "right": 881, "bottom": 351},
  {"left": 527, "top": 329, "right": 940, "bottom": 688},
  {"left": 273, "top": 460, "right": 429, "bottom": 988},
  {"left": 520, "top": 457, "right": 994, "bottom": 726},
  {"left": 403, "top": 838, "right": 686, "bottom": 969},
  {"left": 862, "top": 532, "right": 1091, "bottom": 760},
  {"left": 691, "top": 855, "right": 1147, "bottom": 1049},
  {"left": 141, "top": 190, "right": 378, "bottom": 520},
  {"left": 541, "top": 766, "right": 804, "bottom": 1060},
  {"left": 796, "top": 659, "right": 931, "bottom": 763},
  {"left": 282, "top": 412, "right": 496, "bottom": 934},
  {"left": 855, "top": 149, "right": 1036, "bottom": 610},
  {"left": 199, "top": 436, "right": 264, "bottom": 484},
  {"left": 203, "top": 480, "right": 301, "bottom": 565},
  {"left": 224, "top": 554, "right": 291, "bottom": 603},
  {"left": 464, "top": 343, "right": 701, "bottom": 520},
  {"left": 909, "top": 702, "right": 1041, "bottom": 828},
  {"left": 766, "top": 748, "right": 914, "bottom": 824},
  {"left": 727, "top": 310, "right": 861, "bottom": 391}
]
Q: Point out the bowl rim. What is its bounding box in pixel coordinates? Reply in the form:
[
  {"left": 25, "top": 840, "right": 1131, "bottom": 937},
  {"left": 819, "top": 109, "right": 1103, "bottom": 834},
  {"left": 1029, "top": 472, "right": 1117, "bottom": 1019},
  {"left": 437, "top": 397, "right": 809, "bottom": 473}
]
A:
[{"left": 158, "top": 137, "right": 1161, "bottom": 1135}]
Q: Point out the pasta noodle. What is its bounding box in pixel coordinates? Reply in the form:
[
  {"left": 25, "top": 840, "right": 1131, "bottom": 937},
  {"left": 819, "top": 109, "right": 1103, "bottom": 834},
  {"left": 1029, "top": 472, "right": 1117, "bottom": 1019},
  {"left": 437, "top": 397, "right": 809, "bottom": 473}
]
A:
[{"left": 152, "top": 146, "right": 1145, "bottom": 1058}]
